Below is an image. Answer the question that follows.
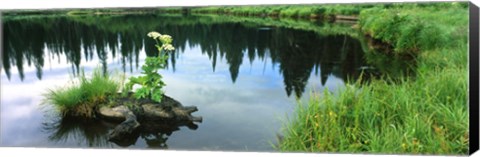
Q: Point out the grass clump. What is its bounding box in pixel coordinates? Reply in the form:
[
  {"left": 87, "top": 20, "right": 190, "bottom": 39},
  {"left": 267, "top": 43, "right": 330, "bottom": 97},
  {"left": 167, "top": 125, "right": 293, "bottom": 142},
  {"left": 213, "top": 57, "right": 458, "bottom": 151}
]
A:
[{"left": 43, "top": 68, "right": 122, "bottom": 118}]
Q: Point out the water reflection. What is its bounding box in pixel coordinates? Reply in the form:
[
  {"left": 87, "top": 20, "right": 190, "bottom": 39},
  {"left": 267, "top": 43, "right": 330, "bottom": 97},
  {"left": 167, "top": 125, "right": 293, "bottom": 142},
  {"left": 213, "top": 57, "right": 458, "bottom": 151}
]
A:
[
  {"left": 42, "top": 115, "right": 199, "bottom": 148},
  {"left": 42, "top": 116, "right": 115, "bottom": 147},
  {"left": 3, "top": 14, "right": 366, "bottom": 98}
]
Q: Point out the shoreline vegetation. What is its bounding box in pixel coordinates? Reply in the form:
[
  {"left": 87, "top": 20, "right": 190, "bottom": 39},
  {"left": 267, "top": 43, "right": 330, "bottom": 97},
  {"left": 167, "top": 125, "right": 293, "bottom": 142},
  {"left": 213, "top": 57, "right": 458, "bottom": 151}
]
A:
[
  {"left": 272, "top": 3, "right": 467, "bottom": 155},
  {"left": 9, "top": 1, "right": 469, "bottom": 155},
  {"left": 173, "top": 3, "right": 470, "bottom": 155}
]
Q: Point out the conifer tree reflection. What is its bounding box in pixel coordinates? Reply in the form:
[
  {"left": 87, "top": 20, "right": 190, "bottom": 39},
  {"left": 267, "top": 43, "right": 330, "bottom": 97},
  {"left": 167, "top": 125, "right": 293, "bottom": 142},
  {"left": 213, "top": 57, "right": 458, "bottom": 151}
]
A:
[{"left": 3, "top": 14, "right": 368, "bottom": 98}]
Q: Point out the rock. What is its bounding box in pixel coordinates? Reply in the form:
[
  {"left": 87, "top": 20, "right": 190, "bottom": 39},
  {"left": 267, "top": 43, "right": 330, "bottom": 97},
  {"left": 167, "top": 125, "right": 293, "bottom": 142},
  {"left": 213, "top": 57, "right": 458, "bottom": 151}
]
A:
[
  {"left": 108, "top": 114, "right": 141, "bottom": 145},
  {"left": 96, "top": 94, "right": 202, "bottom": 142},
  {"left": 142, "top": 103, "right": 175, "bottom": 119},
  {"left": 98, "top": 106, "right": 129, "bottom": 121}
]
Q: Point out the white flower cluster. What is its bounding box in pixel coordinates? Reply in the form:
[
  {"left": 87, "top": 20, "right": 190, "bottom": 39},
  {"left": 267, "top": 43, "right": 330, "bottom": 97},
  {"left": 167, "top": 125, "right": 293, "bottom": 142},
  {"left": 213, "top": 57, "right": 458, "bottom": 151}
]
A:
[
  {"left": 159, "top": 35, "right": 173, "bottom": 44},
  {"left": 162, "top": 44, "right": 175, "bottom": 51},
  {"left": 147, "top": 31, "right": 162, "bottom": 40},
  {"left": 148, "top": 31, "right": 175, "bottom": 52}
]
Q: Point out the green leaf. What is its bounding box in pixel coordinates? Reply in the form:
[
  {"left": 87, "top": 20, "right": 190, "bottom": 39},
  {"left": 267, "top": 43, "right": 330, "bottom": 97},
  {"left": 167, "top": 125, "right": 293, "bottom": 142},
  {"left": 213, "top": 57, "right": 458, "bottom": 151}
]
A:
[
  {"left": 134, "top": 87, "right": 149, "bottom": 99},
  {"left": 151, "top": 89, "right": 163, "bottom": 103}
]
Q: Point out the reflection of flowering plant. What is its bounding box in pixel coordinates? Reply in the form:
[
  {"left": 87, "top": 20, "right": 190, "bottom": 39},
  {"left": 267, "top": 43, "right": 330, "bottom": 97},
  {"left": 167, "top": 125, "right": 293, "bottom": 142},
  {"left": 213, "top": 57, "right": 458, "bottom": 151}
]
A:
[{"left": 124, "top": 31, "right": 175, "bottom": 103}]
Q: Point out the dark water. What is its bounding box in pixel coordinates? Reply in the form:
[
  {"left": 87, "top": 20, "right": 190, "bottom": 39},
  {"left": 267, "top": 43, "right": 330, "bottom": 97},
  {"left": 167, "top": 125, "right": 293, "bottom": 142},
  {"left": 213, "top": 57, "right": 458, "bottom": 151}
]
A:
[{"left": 1, "top": 13, "right": 370, "bottom": 151}]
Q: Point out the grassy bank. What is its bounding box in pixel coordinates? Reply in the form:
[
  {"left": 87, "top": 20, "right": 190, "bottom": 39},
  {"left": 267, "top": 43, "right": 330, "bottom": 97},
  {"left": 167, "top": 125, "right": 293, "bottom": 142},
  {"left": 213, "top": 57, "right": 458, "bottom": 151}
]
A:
[
  {"left": 64, "top": 13, "right": 359, "bottom": 37},
  {"left": 278, "top": 67, "right": 468, "bottom": 154},
  {"left": 177, "top": 2, "right": 469, "bottom": 20},
  {"left": 188, "top": 4, "right": 372, "bottom": 19},
  {"left": 42, "top": 68, "right": 122, "bottom": 118},
  {"left": 278, "top": 3, "right": 469, "bottom": 155},
  {"left": 66, "top": 8, "right": 158, "bottom": 16},
  {"left": 359, "top": 3, "right": 468, "bottom": 56}
]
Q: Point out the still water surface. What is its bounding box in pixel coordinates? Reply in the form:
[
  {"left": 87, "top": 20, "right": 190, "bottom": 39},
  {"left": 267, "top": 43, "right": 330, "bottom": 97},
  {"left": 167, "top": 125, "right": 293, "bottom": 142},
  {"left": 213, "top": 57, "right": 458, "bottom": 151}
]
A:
[{"left": 1, "top": 14, "right": 368, "bottom": 151}]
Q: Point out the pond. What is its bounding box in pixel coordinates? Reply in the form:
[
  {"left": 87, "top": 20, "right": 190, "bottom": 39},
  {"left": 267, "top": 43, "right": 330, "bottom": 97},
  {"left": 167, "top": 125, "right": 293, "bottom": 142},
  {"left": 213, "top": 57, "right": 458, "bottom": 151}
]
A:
[{"left": 1, "top": 13, "right": 371, "bottom": 151}]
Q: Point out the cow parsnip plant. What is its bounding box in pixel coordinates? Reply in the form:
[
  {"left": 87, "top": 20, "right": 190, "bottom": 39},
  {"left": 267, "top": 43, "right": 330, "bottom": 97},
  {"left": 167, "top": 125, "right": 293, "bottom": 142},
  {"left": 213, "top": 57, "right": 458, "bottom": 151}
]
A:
[{"left": 124, "top": 31, "right": 175, "bottom": 103}]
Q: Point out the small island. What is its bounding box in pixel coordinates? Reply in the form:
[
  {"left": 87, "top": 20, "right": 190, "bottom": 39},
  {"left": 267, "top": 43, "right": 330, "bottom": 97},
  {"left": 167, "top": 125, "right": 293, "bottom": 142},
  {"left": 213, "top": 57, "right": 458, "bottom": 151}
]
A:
[
  {"left": 42, "top": 32, "right": 201, "bottom": 144},
  {"left": 99, "top": 92, "right": 202, "bottom": 143}
]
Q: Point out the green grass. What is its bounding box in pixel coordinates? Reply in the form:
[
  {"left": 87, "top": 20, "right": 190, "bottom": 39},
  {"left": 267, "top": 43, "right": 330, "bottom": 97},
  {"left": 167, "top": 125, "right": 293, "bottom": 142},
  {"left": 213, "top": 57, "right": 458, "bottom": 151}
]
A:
[
  {"left": 43, "top": 68, "right": 123, "bottom": 118},
  {"left": 278, "top": 68, "right": 468, "bottom": 154},
  {"left": 186, "top": 3, "right": 467, "bottom": 20},
  {"left": 66, "top": 10, "right": 95, "bottom": 16},
  {"left": 189, "top": 4, "right": 374, "bottom": 19},
  {"left": 278, "top": 2, "right": 469, "bottom": 155},
  {"left": 359, "top": 3, "right": 468, "bottom": 55}
]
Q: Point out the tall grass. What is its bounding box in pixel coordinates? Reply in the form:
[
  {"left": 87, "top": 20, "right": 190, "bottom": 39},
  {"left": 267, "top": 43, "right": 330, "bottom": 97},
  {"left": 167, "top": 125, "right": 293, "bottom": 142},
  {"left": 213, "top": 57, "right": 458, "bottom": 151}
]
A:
[
  {"left": 278, "top": 2, "right": 469, "bottom": 155},
  {"left": 278, "top": 68, "right": 468, "bottom": 154},
  {"left": 43, "top": 68, "right": 122, "bottom": 118}
]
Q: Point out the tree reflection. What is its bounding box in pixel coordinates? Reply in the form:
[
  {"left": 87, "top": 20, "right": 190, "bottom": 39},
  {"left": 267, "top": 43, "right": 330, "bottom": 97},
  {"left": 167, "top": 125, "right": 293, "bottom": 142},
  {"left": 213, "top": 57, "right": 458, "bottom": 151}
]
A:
[{"left": 3, "top": 14, "right": 370, "bottom": 97}]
